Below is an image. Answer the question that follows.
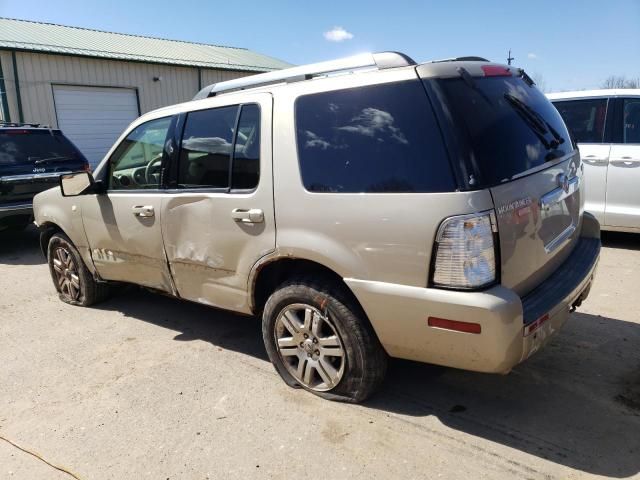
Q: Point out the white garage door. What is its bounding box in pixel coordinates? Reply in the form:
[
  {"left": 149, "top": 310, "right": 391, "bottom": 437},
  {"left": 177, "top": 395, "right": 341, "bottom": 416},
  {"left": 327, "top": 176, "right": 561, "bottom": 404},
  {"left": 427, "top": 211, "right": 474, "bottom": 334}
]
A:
[{"left": 53, "top": 85, "right": 139, "bottom": 167}]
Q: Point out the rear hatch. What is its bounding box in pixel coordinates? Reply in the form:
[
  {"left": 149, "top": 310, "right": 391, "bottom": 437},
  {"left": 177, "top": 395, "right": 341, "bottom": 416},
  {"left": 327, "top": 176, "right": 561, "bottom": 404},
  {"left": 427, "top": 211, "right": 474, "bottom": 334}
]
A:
[
  {"left": 424, "top": 67, "right": 582, "bottom": 296},
  {"left": 0, "top": 129, "right": 88, "bottom": 205}
]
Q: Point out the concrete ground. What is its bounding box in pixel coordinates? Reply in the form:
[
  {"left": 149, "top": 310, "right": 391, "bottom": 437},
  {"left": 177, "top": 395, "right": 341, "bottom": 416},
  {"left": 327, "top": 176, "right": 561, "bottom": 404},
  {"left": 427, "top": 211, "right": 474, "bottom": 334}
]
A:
[{"left": 1, "top": 227, "right": 639, "bottom": 480}]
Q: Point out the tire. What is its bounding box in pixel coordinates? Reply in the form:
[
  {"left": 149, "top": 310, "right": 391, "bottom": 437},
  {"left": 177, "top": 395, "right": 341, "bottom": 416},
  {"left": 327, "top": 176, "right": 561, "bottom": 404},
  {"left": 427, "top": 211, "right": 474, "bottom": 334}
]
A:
[
  {"left": 262, "top": 277, "right": 387, "bottom": 403},
  {"left": 47, "top": 233, "right": 110, "bottom": 306}
]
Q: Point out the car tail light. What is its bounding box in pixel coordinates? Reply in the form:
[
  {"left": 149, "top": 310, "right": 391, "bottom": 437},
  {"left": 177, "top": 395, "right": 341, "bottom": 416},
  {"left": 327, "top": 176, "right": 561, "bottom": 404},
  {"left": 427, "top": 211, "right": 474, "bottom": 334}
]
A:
[
  {"left": 481, "top": 65, "right": 512, "bottom": 77},
  {"left": 82, "top": 163, "right": 91, "bottom": 173},
  {"left": 431, "top": 211, "right": 498, "bottom": 289}
]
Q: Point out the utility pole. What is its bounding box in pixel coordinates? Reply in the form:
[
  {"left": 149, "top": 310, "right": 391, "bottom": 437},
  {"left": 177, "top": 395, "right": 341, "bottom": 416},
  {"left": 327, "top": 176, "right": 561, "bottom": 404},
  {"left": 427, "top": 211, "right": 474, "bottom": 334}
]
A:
[{"left": 507, "top": 49, "right": 514, "bottom": 66}]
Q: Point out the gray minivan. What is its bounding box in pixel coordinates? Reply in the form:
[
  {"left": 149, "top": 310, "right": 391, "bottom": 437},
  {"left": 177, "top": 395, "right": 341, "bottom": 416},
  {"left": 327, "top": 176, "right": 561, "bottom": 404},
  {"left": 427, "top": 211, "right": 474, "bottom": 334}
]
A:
[{"left": 34, "top": 52, "right": 600, "bottom": 402}]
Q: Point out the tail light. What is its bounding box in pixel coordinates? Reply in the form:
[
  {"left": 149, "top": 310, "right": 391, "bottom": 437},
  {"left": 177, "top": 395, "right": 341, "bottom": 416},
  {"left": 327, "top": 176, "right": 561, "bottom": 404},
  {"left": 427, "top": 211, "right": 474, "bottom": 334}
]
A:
[
  {"left": 82, "top": 163, "right": 91, "bottom": 173},
  {"left": 481, "top": 65, "right": 512, "bottom": 77},
  {"left": 431, "top": 210, "right": 498, "bottom": 289}
]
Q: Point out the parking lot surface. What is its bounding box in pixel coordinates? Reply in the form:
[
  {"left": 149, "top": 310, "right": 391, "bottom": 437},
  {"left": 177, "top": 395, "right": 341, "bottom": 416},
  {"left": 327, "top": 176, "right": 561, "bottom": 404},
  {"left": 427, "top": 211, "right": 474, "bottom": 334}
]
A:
[{"left": 1, "top": 227, "right": 639, "bottom": 479}]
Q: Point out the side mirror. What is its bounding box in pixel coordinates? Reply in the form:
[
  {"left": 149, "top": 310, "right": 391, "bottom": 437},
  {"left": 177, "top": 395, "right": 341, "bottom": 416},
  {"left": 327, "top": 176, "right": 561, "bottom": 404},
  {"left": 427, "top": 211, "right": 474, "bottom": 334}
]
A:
[{"left": 60, "top": 171, "right": 97, "bottom": 197}]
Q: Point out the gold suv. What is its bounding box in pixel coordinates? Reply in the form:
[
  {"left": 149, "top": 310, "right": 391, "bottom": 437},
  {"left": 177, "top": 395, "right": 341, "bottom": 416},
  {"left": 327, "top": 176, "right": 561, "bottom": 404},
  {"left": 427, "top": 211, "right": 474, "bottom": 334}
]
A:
[{"left": 34, "top": 52, "right": 600, "bottom": 402}]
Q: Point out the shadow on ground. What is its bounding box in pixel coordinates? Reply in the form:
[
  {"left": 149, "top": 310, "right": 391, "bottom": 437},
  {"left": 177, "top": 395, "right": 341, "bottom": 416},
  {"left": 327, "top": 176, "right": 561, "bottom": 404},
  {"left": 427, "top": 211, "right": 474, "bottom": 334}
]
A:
[
  {"left": 97, "top": 287, "right": 640, "bottom": 478},
  {"left": 601, "top": 230, "right": 640, "bottom": 251},
  {"left": 0, "top": 226, "right": 43, "bottom": 266},
  {"left": 366, "top": 310, "right": 640, "bottom": 478},
  {"left": 5, "top": 221, "right": 638, "bottom": 476}
]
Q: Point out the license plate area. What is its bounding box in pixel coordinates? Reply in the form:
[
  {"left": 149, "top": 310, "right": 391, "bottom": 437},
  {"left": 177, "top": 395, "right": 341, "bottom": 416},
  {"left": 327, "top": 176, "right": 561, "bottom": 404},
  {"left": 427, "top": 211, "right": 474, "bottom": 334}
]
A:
[{"left": 539, "top": 175, "right": 580, "bottom": 253}]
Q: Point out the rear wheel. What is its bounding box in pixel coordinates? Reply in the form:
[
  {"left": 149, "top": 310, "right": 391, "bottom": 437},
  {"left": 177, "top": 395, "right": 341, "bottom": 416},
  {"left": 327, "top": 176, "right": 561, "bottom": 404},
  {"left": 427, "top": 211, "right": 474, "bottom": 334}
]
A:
[
  {"left": 262, "top": 277, "right": 387, "bottom": 403},
  {"left": 47, "top": 233, "right": 110, "bottom": 306}
]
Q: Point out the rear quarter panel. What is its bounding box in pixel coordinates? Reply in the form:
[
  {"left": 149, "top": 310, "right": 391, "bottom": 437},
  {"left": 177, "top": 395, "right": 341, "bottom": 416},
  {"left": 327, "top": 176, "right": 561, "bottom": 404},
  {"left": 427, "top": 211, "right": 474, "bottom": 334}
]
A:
[{"left": 270, "top": 70, "right": 495, "bottom": 286}]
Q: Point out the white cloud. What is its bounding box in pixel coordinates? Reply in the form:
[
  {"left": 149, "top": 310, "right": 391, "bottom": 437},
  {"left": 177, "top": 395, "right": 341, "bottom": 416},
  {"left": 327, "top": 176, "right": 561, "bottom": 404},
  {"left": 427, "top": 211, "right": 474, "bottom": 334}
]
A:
[
  {"left": 527, "top": 52, "right": 538, "bottom": 59},
  {"left": 323, "top": 26, "right": 354, "bottom": 42}
]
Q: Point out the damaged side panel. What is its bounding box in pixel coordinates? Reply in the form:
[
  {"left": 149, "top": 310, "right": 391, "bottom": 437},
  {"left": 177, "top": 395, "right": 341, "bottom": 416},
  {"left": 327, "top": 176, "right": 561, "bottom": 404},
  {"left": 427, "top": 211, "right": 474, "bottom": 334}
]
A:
[
  {"left": 162, "top": 194, "right": 275, "bottom": 313},
  {"left": 80, "top": 193, "right": 174, "bottom": 292},
  {"left": 160, "top": 93, "right": 275, "bottom": 313}
]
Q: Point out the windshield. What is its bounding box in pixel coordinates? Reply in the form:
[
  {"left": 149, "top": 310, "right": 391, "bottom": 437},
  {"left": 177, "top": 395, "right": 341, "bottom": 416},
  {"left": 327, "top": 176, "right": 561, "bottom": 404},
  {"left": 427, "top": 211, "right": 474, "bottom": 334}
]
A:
[
  {"left": 0, "top": 130, "right": 85, "bottom": 165},
  {"left": 434, "top": 76, "right": 574, "bottom": 187}
]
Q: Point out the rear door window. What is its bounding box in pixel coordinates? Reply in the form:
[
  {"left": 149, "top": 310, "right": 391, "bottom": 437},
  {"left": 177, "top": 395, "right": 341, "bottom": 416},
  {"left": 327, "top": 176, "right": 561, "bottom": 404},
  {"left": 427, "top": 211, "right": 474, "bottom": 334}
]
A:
[
  {"left": 295, "top": 80, "right": 454, "bottom": 193},
  {"left": 176, "top": 104, "right": 261, "bottom": 190},
  {"left": 434, "top": 76, "right": 573, "bottom": 187},
  {"left": 232, "top": 104, "right": 260, "bottom": 190},
  {"left": 178, "top": 106, "right": 237, "bottom": 189},
  {"left": 552, "top": 99, "right": 608, "bottom": 144},
  {"left": 623, "top": 98, "right": 640, "bottom": 144}
]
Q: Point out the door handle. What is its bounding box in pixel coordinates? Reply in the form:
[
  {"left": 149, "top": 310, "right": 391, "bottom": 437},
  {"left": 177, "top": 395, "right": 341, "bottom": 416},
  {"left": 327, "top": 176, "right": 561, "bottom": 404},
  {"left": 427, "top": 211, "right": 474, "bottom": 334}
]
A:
[
  {"left": 231, "top": 208, "right": 264, "bottom": 223},
  {"left": 582, "top": 155, "right": 608, "bottom": 166},
  {"left": 610, "top": 159, "right": 640, "bottom": 168},
  {"left": 132, "top": 205, "right": 155, "bottom": 217}
]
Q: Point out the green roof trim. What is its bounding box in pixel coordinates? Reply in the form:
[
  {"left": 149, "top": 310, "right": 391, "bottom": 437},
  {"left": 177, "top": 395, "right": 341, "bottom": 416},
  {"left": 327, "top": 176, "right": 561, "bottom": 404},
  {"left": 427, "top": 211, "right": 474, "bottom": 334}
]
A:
[{"left": 0, "top": 18, "right": 292, "bottom": 72}]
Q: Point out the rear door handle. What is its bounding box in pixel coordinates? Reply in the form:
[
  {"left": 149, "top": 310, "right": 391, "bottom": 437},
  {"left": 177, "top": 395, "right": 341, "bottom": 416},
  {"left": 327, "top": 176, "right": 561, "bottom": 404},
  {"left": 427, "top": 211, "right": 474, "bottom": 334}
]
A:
[
  {"left": 231, "top": 208, "right": 264, "bottom": 223},
  {"left": 610, "top": 158, "right": 640, "bottom": 168},
  {"left": 132, "top": 205, "right": 155, "bottom": 217}
]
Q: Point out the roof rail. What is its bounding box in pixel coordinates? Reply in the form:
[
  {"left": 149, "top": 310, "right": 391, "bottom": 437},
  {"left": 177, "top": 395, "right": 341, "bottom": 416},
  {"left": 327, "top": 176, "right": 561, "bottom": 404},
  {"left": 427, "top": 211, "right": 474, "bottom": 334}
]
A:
[
  {"left": 193, "top": 51, "right": 416, "bottom": 99},
  {"left": 0, "top": 121, "right": 46, "bottom": 128},
  {"left": 428, "top": 56, "right": 490, "bottom": 63}
]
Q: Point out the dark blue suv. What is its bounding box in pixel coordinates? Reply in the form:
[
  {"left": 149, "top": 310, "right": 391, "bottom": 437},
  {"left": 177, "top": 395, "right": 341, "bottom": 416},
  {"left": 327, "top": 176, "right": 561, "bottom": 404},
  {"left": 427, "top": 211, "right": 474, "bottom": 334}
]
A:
[{"left": 0, "top": 123, "right": 89, "bottom": 231}]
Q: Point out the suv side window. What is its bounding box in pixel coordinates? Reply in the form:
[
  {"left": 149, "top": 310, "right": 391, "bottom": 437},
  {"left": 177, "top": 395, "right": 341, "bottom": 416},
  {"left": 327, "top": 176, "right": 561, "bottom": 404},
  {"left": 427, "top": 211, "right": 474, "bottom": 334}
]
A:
[
  {"left": 232, "top": 104, "right": 260, "bottom": 190},
  {"left": 109, "top": 117, "right": 172, "bottom": 190},
  {"left": 295, "top": 80, "right": 454, "bottom": 193},
  {"left": 178, "top": 106, "right": 237, "bottom": 189},
  {"left": 552, "top": 99, "right": 608, "bottom": 144},
  {"left": 177, "top": 104, "right": 260, "bottom": 190},
  {"left": 623, "top": 98, "right": 640, "bottom": 144}
]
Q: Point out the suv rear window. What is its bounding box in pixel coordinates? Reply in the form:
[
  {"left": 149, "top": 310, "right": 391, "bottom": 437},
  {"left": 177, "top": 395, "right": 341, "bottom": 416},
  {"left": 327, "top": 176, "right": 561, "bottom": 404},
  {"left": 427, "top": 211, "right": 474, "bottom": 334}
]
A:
[
  {"left": 0, "top": 130, "right": 84, "bottom": 165},
  {"left": 295, "top": 80, "right": 454, "bottom": 193},
  {"left": 434, "top": 76, "right": 573, "bottom": 187}
]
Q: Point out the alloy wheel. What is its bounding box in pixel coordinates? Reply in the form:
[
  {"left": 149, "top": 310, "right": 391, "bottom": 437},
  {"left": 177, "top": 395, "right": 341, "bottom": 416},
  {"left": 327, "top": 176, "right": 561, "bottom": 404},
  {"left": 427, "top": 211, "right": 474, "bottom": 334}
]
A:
[
  {"left": 274, "top": 303, "right": 345, "bottom": 391},
  {"left": 52, "top": 247, "right": 81, "bottom": 301}
]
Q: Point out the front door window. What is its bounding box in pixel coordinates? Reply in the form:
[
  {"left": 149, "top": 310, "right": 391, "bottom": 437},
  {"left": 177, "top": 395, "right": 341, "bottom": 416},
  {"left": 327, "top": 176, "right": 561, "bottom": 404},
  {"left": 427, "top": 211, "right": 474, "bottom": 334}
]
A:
[{"left": 108, "top": 117, "right": 172, "bottom": 190}]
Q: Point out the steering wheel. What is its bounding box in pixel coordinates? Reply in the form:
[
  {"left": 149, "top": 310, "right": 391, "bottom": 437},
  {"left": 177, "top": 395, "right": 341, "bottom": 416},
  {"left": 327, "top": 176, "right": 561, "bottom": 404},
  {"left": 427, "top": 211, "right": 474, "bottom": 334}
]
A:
[{"left": 145, "top": 154, "right": 163, "bottom": 184}]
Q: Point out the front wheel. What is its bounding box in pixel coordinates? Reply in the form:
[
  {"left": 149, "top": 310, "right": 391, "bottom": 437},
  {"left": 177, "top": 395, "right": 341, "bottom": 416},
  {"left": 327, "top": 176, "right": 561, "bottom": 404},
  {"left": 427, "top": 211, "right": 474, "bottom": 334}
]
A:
[
  {"left": 47, "top": 233, "right": 110, "bottom": 306},
  {"left": 262, "top": 278, "right": 387, "bottom": 403}
]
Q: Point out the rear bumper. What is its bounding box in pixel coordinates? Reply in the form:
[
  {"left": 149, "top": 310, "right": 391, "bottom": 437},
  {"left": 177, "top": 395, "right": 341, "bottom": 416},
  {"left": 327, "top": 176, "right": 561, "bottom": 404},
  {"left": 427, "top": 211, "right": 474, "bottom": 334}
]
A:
[{"left": 346, "top": 213, "right": 601, "bottom": 374}]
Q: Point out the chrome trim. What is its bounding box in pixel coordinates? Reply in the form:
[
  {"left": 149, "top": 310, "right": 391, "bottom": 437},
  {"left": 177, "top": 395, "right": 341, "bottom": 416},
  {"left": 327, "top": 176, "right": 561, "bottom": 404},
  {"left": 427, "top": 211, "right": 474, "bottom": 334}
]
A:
[
  {"left": 540, "top": 174, "right": 580, "bottom": 254},
  {"left": 544, "top": 224, "right": 577, "bottom": 254},
  {"left": 540, "top": 175, "right": 580, "bottom": 212},
  {"left": 0, "top": 171, "right": 73, "bottom": 183},
  {"left": 509, "top": 151, "right": 576, "bottom": 181},
  {"left": 0, "top": 202, "right": 32, "bottom": 212}
]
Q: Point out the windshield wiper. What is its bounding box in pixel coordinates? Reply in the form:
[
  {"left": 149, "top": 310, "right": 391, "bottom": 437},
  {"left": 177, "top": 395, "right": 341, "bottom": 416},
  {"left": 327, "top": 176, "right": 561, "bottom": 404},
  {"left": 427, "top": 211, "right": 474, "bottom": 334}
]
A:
[
  {"left": 504, "top": 93, "right": 566, "bottom": 151},
  {"left": 32, "top": 155, "right": 76, "bottom": 164}
]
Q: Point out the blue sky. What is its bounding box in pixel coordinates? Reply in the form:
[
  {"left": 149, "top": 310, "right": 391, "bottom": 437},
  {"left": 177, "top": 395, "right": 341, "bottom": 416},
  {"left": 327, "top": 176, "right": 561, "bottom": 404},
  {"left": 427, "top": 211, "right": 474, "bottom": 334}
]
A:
[{"left": 0, "top": 0, "right": 638, "bottom": 91}]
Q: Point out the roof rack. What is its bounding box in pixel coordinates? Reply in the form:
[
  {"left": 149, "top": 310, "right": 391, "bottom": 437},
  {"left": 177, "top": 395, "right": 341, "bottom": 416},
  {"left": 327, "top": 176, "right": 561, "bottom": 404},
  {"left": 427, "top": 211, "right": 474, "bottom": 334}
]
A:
[
  {"left": 428, "top": 56, "right": 490, "bottom": 63},
  {"left": 193, "top": 51, "right": 416, "bottom": 99},
  {"left": 0, "top": 121, "right": 48, "bottom": 128}
]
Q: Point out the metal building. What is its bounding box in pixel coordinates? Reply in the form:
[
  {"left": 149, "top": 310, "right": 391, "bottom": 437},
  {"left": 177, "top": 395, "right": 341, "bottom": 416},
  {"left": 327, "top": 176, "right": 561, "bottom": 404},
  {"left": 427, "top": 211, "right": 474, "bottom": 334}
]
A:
[{"left": 0, "top": 18, "right": 290, "bottom": 165}]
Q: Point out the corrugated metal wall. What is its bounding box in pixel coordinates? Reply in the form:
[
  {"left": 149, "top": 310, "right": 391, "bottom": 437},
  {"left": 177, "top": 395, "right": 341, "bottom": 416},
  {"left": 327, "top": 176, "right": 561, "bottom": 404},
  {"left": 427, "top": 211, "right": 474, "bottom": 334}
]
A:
[
  {"left": 0, "top": 50, "right": 253, "bottom": 126},
  {"left": 0, "top": 51, "right": 17, "bottom": 121}
]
